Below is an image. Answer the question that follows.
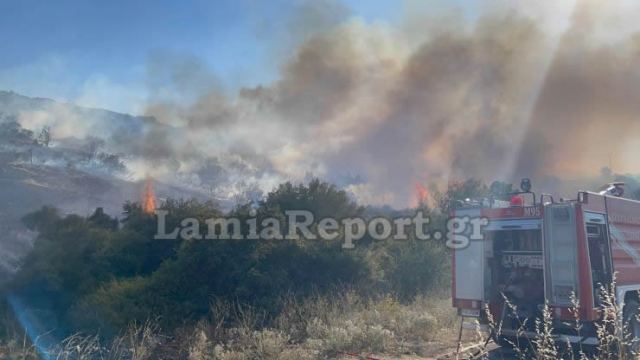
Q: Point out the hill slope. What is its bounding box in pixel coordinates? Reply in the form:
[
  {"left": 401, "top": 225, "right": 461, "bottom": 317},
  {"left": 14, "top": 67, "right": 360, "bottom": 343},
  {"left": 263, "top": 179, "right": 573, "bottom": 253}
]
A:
[{"left": 0, "top": 91, "right": 216, "bottom": 281}]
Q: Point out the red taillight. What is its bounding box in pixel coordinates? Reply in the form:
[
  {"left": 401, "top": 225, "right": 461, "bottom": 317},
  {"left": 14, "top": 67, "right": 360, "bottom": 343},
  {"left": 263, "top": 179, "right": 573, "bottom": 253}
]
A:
[{"left": 510, "top": 195, "right": 523, "bottom": 206}]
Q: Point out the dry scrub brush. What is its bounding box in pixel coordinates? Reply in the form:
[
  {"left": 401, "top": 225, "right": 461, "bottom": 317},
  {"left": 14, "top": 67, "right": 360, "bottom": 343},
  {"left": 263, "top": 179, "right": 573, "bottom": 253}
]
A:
[
  {"left": 2, "top": 293, "right": 456, "bottom": 359},
  {"left": 473, "top": 280, "right": 640, "bottom": 360}
]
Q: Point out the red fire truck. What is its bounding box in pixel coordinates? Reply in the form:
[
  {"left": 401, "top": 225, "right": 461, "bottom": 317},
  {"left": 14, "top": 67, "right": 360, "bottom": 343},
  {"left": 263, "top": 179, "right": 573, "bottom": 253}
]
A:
[{"left": 452, "top": 180, "right": 640, "bottom": 348}]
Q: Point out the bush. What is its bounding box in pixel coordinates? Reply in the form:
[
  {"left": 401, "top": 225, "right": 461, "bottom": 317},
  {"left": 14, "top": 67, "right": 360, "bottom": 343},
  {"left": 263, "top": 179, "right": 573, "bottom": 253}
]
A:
[
  {"left": 10, "top": 179, "right": 451, "bottom": 339},
  {"left": 70, "top": 238, "right": 371, "bottom": 330},
  {"left": 383, "top": 241, "right": 450, "bottom": 300}
]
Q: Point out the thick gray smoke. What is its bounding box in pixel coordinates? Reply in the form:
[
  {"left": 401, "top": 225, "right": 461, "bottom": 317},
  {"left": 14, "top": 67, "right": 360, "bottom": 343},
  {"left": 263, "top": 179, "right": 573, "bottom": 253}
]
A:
[
  {"left": 17, "top": 1, "right": 640, "bottom": 207},
  {"left": 515, "top": 1, "right": 640, "bottom": 181}
]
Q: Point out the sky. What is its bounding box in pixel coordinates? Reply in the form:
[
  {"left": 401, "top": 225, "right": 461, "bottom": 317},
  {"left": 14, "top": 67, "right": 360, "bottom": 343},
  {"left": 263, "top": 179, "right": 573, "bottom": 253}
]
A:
[{"left": 0, "top": 0, "right": 471, "bottom": 114}]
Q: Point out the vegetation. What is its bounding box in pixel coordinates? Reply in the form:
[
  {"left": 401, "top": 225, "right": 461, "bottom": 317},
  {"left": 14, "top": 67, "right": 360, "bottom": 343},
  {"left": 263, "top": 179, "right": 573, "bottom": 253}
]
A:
[
  {"left": 6, "top": 177, "right": 638, "bottom": 359},
  {"left": 0, "top": 178, "right": 495, "bottom": 358},
  {"left": 0, "top": 293, "right": 458, "bottom": 360},
  {"left": 0, "top": 118, "right": 125, "bottom": 172},
  {"left": 462, "top": 282, "right": 639, "bottom": 360}
]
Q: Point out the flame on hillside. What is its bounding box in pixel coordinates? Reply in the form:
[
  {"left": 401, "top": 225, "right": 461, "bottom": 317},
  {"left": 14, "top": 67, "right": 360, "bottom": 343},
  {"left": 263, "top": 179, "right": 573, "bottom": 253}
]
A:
[
  {"left": 142, "top": 177, "right": 156, "bottom": 214},
  {"left": 415, "top": 182, "right": 429, "bottom": 206}
]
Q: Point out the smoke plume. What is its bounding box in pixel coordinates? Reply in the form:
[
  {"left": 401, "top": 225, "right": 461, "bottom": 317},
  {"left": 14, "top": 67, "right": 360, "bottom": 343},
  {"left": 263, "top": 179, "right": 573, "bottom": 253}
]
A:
[{"left": 17, "top": 1, "right": 640, "bottom": 207}]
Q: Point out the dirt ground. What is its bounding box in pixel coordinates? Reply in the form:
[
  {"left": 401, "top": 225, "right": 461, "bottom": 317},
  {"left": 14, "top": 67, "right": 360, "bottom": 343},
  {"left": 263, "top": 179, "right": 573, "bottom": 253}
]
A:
[{"left": 336, "top": 329, "right": 515, "bottom": 360}]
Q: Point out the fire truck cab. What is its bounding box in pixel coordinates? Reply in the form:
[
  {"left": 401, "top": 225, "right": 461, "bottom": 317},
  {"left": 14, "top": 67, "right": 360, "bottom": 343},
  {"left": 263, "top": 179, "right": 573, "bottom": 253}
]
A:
[{"left": 452, "top": 181, "right": 640, "bottom": 347}]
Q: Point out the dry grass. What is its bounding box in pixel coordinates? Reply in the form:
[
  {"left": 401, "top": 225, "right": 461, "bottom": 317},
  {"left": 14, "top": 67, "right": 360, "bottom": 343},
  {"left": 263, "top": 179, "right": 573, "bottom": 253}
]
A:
[
  {"left": 469, "top": 280, "right": 640, "bottom": 360},
  {"left": 0, "top": 339, "right": 39, "bottom": 360},
  {"left": 0, "top": 304, "right": 39, "bottom": 360},
  {"left": 9, "top": 282, "right": 640, "bottom": 360},
  {"left": 186, "top": 292, "right": 458, "bottom": 359},
  {"left": 0, "top": 293, "right": 458, "bottom": 360}
]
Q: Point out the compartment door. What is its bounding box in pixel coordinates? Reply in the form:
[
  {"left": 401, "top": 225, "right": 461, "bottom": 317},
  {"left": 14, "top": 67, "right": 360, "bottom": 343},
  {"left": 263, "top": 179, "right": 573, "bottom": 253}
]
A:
[
  {"left": 543, "top": 203, "right": 579, "bottom": 306},
  {"left": 454, "top": 210, "right": 484, "bottom": 303}
]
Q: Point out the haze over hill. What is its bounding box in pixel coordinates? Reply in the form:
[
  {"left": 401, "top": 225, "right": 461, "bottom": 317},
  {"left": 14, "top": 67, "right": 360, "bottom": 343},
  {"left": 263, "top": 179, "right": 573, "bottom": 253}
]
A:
[{"left": 0, "top": 91, "right": 217, "bottom": 279}]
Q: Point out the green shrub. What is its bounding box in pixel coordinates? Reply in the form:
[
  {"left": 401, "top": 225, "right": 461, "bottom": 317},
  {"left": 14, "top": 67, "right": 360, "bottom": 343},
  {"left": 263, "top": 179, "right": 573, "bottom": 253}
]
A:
[{"left": 10, "top": 179, "right": 451, "bottom": 337}]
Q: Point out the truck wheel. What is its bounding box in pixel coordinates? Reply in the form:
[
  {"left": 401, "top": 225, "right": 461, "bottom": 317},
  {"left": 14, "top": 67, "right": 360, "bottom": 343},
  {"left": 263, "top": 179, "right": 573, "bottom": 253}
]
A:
[{"left": 623, "top": 299, "right": 640, "bottom": 356}]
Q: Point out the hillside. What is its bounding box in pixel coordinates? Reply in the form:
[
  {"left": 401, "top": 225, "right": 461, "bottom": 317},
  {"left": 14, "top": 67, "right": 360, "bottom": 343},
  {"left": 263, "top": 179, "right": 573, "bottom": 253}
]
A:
[{"left": 0, "top": 91, "right": 215, "bottom": 281}]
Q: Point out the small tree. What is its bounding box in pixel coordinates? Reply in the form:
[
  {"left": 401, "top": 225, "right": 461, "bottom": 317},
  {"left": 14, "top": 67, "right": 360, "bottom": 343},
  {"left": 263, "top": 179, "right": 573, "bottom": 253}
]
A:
[{"left": 37, "top": 126, "right": 51, "bottom": 147}]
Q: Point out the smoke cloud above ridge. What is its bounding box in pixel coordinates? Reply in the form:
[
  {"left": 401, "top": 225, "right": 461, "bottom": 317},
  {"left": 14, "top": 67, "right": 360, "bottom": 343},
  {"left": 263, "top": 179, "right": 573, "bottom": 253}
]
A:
[{"left": 17, "top": 0, "right": 640, "bottom": 207}]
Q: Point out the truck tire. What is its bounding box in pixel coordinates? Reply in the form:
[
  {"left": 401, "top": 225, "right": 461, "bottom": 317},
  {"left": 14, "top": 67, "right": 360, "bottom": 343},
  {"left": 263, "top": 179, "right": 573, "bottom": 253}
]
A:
[{"left": 623, "top": 299, "right": 640, "bottom": 357}]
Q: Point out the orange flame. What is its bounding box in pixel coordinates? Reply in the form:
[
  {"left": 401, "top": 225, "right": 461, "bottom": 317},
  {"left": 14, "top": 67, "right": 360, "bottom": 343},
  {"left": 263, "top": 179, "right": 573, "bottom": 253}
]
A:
[
  {"left": 142, "top": 177, "right": 156, "bottom": 214},
  {"left": 415, "top": 182, "right": 429, "bottom": 205}
]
